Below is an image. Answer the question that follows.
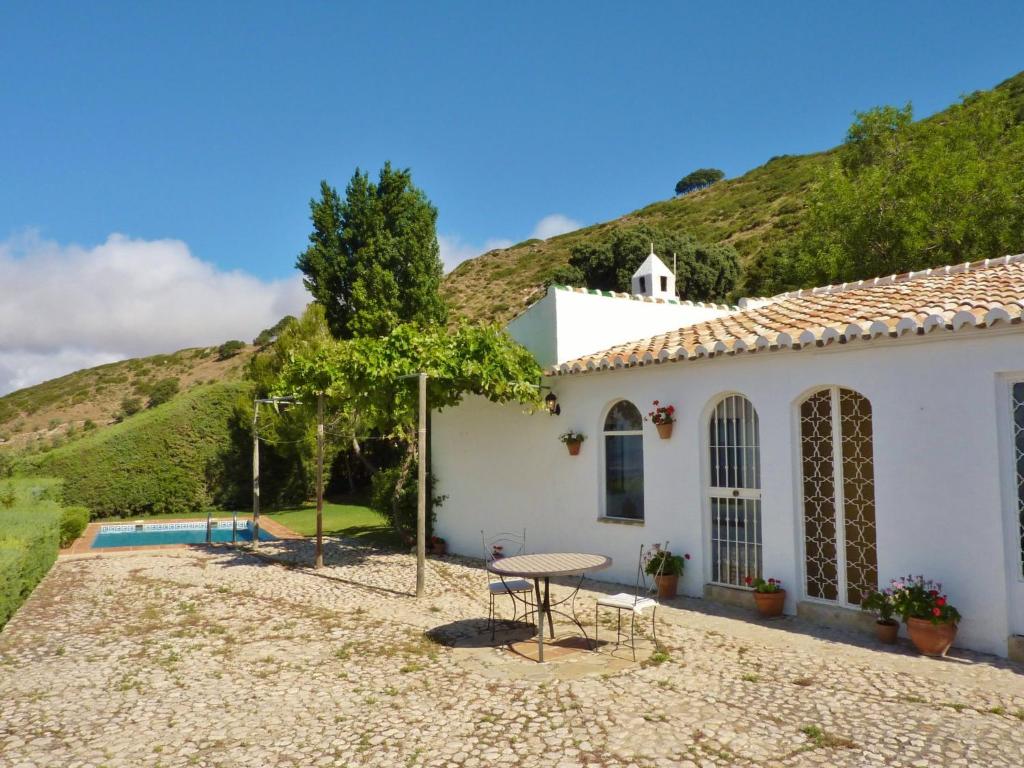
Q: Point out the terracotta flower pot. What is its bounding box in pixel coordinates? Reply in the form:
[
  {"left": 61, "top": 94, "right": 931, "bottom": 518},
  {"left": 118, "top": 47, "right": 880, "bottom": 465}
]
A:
[
  {"left": 875, "top": 619, "right": 899, "bottom": 645},
  {"left": 428, "top": 538, "right": 447, "bottom": 556},
  {"left": 655, "top": 422, "right": 674, "bottom": 440},
  {"left": 753, "top": 589, "right": 785, "bottom": 618},
  {"left": 654, "top": 573, "right": 679, "bottom": 599},
  {"left": 906, "top": 617, "right": 957, "bottom": 656},
  {"left": 566, "top": 440, "right": 582, "bottom": 456}
]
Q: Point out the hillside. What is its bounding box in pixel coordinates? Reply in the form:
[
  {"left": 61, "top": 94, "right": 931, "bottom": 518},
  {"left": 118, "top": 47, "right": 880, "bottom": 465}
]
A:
[
  {"left": 444, "top": 70, "right": 1024, "bottom": 325},
  {"left": 15, "top": 381, "right": 252, "bottom": 517},
  {"left": 0, "top": 344, "right": 255, "bottom": 454}
]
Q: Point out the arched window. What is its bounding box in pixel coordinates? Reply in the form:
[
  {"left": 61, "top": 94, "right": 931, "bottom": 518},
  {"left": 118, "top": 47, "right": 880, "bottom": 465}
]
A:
[
  {"left": 603, "top": 400, "right": 644, "bottom": 520},
  {"left": 799, "top": 387, "right": 877, "bottom": 606},
  {"left": 707, "top": 394, "right": 761, "bottom": 586}
]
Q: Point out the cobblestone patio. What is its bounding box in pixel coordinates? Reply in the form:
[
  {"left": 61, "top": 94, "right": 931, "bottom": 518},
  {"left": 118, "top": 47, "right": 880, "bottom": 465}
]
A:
[{"left": 2, "top": 539, "right": 1023, "bottom": 767}]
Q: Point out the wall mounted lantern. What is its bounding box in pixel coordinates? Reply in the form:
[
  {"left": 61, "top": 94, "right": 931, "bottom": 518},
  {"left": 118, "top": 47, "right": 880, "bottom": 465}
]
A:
[{"left": 544, "top": 392, "right": 561, "bottom": 416}]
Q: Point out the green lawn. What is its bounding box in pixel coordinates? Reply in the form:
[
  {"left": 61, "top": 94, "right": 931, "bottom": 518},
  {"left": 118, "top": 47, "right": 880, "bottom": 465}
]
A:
[{"left": 110, "top": 500, "right": 401, "bottom": 548}]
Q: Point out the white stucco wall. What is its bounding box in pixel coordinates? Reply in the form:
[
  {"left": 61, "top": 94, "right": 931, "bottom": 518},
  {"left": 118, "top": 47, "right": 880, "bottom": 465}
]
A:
[
  {"left": 506, "top": 287, "right": 731, "bottom": 369},
  {"left": 432, "top": 327, "right": 1024, "bottom": 657}
]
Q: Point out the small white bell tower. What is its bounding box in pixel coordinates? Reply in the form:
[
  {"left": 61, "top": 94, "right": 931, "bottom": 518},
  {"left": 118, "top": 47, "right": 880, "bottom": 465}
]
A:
[{"left": 631, "top": 244, "right": 675, "bottom": 299}]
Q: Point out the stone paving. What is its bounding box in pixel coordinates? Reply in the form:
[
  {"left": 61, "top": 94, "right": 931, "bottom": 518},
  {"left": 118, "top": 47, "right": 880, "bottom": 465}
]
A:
[{"left": 2, "top": 538, "right": 1024, "bottom": 768}]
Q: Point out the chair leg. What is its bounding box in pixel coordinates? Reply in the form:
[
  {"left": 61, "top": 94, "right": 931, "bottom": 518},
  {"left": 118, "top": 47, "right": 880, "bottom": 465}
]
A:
[
  {"left": 616, "top": 609, "right": 622, "bottom": 647},
  {"left": 594, "top": 604, "right": 599, "bottom": 648},
  {"left": 630, "top": 611, "right": 637, "bottom": 662},
  {"left": 651, "top": 606, "right": 658, "bottom": 651}
]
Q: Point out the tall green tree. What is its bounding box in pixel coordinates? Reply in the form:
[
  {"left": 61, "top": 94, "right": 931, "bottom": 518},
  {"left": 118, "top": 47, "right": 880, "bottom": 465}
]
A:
[
  {"left": 296, "top": 163, "right": 447, "bottom": 339},
  {"left": 755, "top": 91, "right": 1024, "bottom": 294},
  {"left": 549, "top": 224, "right": 739, "bottom": 302}
]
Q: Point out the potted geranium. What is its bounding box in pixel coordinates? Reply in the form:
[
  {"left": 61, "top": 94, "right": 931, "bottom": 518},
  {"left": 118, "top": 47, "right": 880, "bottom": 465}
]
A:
[
  {"left": 890, "top": 575, "right": 961, "bottom": 656},
  {"left": 861, "top": 588, "right": 899, "bottom": 644},
  {"left": 427, "top": 535, "right": 447, "bottom": 556},
  {"left": 647, "top": 400, "right": 676, "bottom": 439},
  {"left": 745, "top": 576, "right": 785, "bottom": 617},
  {"left": 644, "top": 544, "right": 690, "bottom": 598},
  {"left": 559, "top": 431, "right": 585, "bottom": 456}
]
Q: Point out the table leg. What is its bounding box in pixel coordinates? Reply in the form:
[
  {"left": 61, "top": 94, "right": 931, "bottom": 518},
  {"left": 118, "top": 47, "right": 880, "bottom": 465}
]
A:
[
  {"left": 533, "top": 579, "right": 544, "bottom": 663},
  {"left": 543, "top": 577, "right": 555, "bottom": 637}
]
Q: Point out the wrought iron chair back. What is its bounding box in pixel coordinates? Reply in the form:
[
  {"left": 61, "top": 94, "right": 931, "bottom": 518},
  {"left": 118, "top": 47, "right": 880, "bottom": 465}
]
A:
[
  {"left": 480, "top": 529, "right": 532, "bottom": 640},
  {"left": 634, "top": 540, "right": 671, "bottom": 602}
]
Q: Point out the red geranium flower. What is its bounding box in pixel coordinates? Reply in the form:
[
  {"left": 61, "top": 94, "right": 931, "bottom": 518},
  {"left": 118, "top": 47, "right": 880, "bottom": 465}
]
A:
[
  {"left": 936, "top": 597, "right": 946, "bottom": 607},
  {"left": 932, "top": 607, "right": 941, "bottom": 617},
  {"left": 744, "top": 576, "right": 752, "bottom": 585}
]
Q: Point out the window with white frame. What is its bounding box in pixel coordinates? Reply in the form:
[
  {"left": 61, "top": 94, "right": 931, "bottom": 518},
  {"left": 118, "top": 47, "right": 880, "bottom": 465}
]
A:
[
  {"left": 1013, "top": 383, "right": 1024, "bottom": 577},
  {"left": 707, "top": 394, "right": 762, "bottom": 586},
  {"left": 603, "top": 400, "right": 644, "bottom": 520}
]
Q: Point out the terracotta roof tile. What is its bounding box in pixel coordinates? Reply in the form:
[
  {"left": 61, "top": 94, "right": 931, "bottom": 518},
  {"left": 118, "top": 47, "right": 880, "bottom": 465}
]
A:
[{"left": 553, "top": 254, "right": 1024, "bottom": 376}]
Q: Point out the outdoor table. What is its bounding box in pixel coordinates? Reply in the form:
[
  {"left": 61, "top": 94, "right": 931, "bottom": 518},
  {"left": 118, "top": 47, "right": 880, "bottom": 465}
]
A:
[{"left": 486, "top": 552, "right": 611, "bottom": 662}]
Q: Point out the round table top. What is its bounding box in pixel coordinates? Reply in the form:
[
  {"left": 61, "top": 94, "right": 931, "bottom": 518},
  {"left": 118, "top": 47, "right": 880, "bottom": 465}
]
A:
[{"left": 486, "top": 552, "right": 612, "bottom": 578}]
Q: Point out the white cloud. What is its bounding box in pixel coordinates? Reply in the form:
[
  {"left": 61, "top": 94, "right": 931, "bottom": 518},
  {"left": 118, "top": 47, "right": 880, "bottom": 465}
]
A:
[
  {"left": 439, "top": 212, "right": 581, "bottom": 273},
  {"left": 530, "top": 213, "right": 581, "bottom": 240},
  {"left": 0, "top": 231, "right": 310, "bottom": 395},
  {"left": 438, "top": 234, "right": 513, "bottom": 273}
]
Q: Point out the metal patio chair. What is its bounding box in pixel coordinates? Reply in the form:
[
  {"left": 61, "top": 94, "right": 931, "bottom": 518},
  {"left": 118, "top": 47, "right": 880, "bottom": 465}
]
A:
[
  {"left": 481, "top": 529, "right": 535, "bottom": 641},
  {"left": 595, "top": 542, "right": 668, "bottom": 660}
]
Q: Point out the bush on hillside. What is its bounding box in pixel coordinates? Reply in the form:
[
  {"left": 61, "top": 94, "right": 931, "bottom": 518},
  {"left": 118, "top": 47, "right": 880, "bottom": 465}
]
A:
[
  {"left": 59, "top": 506, "right": 90, "bottom": 548},
  {"left": 147, "top": 377, "right": 180, "bottom": 409},
  {"left": 120, "top": 396, "right": 143, "bottom": 418},
  {"left": 21, "top": 383, "right": 253, "bottom": 518},
  {"left": 217, "top": 340, "right": 246, "bottom": 360}
]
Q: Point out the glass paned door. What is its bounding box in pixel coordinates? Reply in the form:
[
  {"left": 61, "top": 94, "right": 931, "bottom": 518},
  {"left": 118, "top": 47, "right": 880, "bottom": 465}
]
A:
[
  {"left": 799, "top": 387, "right": 878, "bottom": 606},
  {"left": 708, "top": 395, "right": 762, "bottom": 586}
]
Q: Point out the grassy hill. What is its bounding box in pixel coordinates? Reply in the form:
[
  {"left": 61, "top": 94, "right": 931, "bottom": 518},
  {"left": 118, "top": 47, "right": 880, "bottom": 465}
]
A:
[
  {"left": 444, "top": 70, "right": 1024, "bottom": 325},
  {"left": 15, "top": 381, "right": 252, "bottom": 517},
  {"left": 0, "top": 344, "right": 255, "bottom": 454}
]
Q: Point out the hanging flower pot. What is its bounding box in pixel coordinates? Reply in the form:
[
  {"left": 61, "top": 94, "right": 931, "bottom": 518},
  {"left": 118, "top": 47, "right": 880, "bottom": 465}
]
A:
[
  {"left": 906, "top": 617, "right": 957, "bottom": 656},
  {"left": 559, "top": 431, "right": 585, "bottom": 456},
  {"left": 647, "top": 400, "right": 676, "bottom": 440}
]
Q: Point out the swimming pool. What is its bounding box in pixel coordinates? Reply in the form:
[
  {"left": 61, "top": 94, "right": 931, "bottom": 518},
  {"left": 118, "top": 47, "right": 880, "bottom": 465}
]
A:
[{"left": 91, "top": 520, "right": 277, "bottom": 548}]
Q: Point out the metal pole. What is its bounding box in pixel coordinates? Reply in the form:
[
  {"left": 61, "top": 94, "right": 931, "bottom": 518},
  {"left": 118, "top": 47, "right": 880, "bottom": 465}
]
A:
[
  {"left": 252, "top": 400, "right": 260, "bottom": 548},
  {"left": 416, "top": 372, "right": 427, "bottom": 597},
  {"left": 315, "top": 393, "right": 325, "bottom": 570}
]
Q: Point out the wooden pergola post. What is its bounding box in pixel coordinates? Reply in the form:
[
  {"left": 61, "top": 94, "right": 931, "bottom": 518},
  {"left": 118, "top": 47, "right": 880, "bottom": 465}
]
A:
[{"left": 416, "top": 372, "right": 427, "bottom": 597}]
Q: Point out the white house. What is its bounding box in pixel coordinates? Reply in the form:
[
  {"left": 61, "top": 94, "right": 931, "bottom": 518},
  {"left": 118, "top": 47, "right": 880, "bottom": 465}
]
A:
[{"left": 432, "top": 251, "right": 1024, "bottom": 660}]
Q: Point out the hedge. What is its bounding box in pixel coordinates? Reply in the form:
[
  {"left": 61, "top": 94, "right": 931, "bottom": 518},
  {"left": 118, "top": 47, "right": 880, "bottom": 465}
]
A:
[
  {"left": 59, "top": 506, "right": 90, "bottom": 548},
  {"left": 19, "top": 382, "right": 252, "bottom": 518},
  {"left": 0, "top": 479, "right": 63, "bottom": 627}
]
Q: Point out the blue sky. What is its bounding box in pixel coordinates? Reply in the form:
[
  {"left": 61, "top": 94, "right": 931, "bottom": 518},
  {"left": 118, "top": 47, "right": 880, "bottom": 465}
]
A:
[{"left": 1, "top": 2, "right": 1023, "bottom": 392}]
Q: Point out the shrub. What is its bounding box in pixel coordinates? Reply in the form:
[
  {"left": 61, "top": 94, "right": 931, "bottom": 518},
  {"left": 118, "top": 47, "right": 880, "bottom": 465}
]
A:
[
  {"left": 83, "top": 419, "right": 96, "bottom": 431},
  {"left": 370, "top": 463, "right": 443, "bottom": 538},
  {"left": 217, "top": 340, "right": 246, "bottom": 360},
  {"left": 147, "top": 377, "right": 180, "bottom": 409},
  {"left": 59, "top": 506, "right": 90, "bottom": 548},
  {"left": 120, "top": 396, "right": 143, "bottom": 418},
  {"left": 0, "top": 479, "right": 63, "bottom": 627}
]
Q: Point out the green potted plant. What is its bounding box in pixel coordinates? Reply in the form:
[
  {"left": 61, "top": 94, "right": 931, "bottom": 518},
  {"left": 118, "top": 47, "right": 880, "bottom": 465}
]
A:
[
  {"left": 647, "top": 400, "right": 676, "bottom": 439},
  {"left": 559, "top": 431, "right": 586, "bottom": 456},
  {"left": 745, "top": 576, "right": 785, "bottom": 617},
  {"left": 644, "top": 545, "right": 690, "bottom": 598},
  {"left": 890, "top": 575, "right": 961, "bottom": 656},
  {"left": 427, "top": 535, "right": 447, "bottom": 556},
  {"left": 861, "top": 588, "right": 899, "bottom": 644}
]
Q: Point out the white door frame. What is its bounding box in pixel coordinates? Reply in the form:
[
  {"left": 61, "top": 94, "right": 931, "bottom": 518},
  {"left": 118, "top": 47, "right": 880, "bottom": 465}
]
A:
[{"left": 996, "top": 375, "right": 1024, "bottom": 636}]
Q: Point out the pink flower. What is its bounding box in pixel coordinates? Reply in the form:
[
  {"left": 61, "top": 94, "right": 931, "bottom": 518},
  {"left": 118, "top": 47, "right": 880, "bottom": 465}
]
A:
[
  {"left": 932, "top": 607, "right": 941, "bottom": 617},
  {"left": 684, "top": 553, "right": 691, "bottom": 560}
]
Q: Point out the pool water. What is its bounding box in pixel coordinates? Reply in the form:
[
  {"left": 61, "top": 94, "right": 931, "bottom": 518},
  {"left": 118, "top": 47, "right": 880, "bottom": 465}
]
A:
[{"left": 91, "top": 521, "right": 277, "bottom": 548}]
